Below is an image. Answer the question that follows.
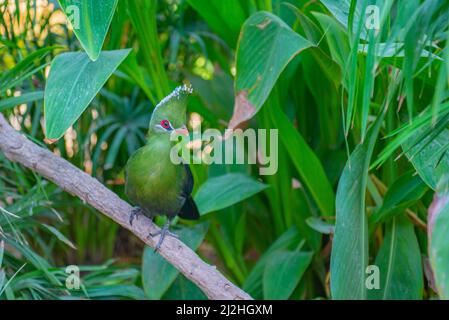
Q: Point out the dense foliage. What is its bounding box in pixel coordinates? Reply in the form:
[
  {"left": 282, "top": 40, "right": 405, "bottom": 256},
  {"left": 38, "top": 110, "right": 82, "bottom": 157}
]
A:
[{"left": 0, "top": 0, "right": 448, "bottom": 300}]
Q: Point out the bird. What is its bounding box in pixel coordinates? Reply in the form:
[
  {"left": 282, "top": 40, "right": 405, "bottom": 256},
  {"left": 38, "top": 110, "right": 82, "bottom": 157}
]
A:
[{"left": 125, "top": 84, "right": 200, "bottom": 251}]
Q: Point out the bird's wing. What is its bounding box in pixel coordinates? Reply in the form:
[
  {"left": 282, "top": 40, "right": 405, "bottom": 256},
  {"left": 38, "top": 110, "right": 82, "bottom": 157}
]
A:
[{"left": 178, "top": 164, "right": 199, "bottom": 220}]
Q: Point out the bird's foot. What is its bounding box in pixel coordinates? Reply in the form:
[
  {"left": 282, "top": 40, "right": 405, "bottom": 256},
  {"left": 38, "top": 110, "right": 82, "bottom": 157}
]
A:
[
  {"left": 148, "top": 220, "right": 178, "bottom": 252},
  {"left": 129, "top": 207, "right": 143, "bottom": 226}
]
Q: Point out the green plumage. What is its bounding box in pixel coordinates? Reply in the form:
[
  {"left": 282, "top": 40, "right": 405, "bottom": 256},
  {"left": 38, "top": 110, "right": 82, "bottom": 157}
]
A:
[
  {"left": 125, "top": 85, "right": 198, "bottom": 224},
  {"left": 125, "top": 134, "right": 187, "bottom": 217}
]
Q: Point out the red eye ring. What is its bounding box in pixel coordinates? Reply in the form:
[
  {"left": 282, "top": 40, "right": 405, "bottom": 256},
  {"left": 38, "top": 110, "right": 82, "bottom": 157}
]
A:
[{"left": 160, "top": 120, "right": 170, "bottom": 129}]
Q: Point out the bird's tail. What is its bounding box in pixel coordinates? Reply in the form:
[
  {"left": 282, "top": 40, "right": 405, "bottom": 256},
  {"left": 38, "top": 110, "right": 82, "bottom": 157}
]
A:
[{"left": 178, "top": 196, "right": 200, "bottom": 220}]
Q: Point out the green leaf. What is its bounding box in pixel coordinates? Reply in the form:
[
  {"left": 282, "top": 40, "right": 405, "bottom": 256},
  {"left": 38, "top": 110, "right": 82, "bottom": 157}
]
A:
[
  {"left": 429, "top": 191, "right": 449, "bottom": 299},
  {"left": 0, "top": 47, "right": 55, "bottom": 94},
  {"left": 126, "top": 0, "right": 170, "bottom": 99},
  {"left": 243, "top": 227, "right": 301, "bottom": 299},
  {"left": 263, "top": 250, "right": 313, "bottom": 299},
  {"left": 119, "top": 51, "right": 155, "bottom": 103},
  {"left": 4, "top": 238, "right": 61, "bottom": 286},
  {"left": 86, "top": 285, "right": 145, "bottom": 299},
  {"left": 330, "top": 112, "right": 385, "bottom": 299},
  {"left": 0, "top": 91, "right": 44, "bottom": 111},
  {"left": 403, "top": 128, "right": 449, "bottom": 190},
  {"left": 320, "top": 0, "right": 364, "bottom": 36},
  {"left": 312, "top": 12, "right": 350, "bottom": 72},
  {"left": 187, "top": 0, "right": 247, "bottom": 47},
  {"left": 194, "top": 173, "right": 268, "bottom": 215},
  {"left": 41, "top": 223, "right": 77, "bottom": 250},
  {"left": 371, "top": 172, "right": 428, "bottom": 224},
  {"left": 44, "top": 49, "right": 131, "bottom": 140},
  {"left": 141, "top": 222, "right": 209, "bottom": 300},
  {"left": 306, "top": 217, "right": 334, "bottom": 234},
  {"left": 229, "top": 11, "right": 313, "bottom": 129},
  {"left": 0, "top": 240, "right": 4, "bottom": 267},
  {"left": 0, "top": 240, "right": 3, "bottom": 294},
  {"left": 0, "top": 270, "right": 4, "bottom": 295},
  {"left": 58, "top": 0, "right": 118, "bottom": 61},
  {"left": 270, "top": 103, "right": 335, "bottom": 215},
  {"left": 163, "top": 274, "right": 207, "bottom": 300},
  {"left": 369, "top": 215, "right": 423, "bottom": 299}
]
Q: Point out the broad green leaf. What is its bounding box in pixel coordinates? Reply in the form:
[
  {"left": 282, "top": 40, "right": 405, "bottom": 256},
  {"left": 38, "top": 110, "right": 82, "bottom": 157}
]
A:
[
  {"left": 142, "top": 222, "right": 209, "bottom": 300},
  {"left": 187, "top": 0, "right": 247, "bottom": 47},
  {"left": 371, "top": 172, "right": 428, "bottom": 224},
  {"left": 194, "top": 173, "right": 268, "bottom": 215},
  {"left": 429, "top": 191, "right": 449, "bottom": 299},
  {"left": 369, "top": 215, "right": 423, "bottom": 299},
  {"left": 243, "top": 227, "right": 301, "bottom": 299},
  {"left": 58, "top": 0, "right": 118, "bottom": 61},
  {"left": 44, "top": 49, "right": 131, "bottom": 140},
  {"left": 229, "top": 11, "right": 314, "bottom": 129},
  {"left": 263, "top": 250, "right": 313, "bottom": 299},
  {"left": 320, "top": 0, "right": 364, "bottom": 36},
  {"left": 270, "top": 103, "right": 335, "bottom": 216},
  {"left": 286, "top": 4, "right": 343, "bottom": 87},
  {"left": 306, "top": 217, "right": 334, "bottom": 234},
  {"left": 403, "top": 128, "right": 449, "bottom": 190},
  {"left": 284, "top": 3, "right": 321, "bottom": 44},
  {"left": 330, "top": 112, "right": 385, "bottom": 299},
  {"left": 0, "top": 91, "right": 44, "bottom": 111},
  {"left": 372, "top": 100, "right": 449, "bottom": 169},
  {"left": 312, "top": 12, "right": 350, "bottom": 73},
  {"left": 163, "top": 274, "right": 207, "bottom": 300}
]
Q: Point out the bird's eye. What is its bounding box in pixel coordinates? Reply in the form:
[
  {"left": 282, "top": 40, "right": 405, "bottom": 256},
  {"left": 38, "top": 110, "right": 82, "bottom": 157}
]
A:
[{"left": 160, "top": 120, "right": 170, "bottom": 129}]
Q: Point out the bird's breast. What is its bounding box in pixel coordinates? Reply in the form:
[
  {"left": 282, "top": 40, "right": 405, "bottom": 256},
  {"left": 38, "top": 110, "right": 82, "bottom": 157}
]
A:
[{"left": 125, "top": 139, "right": 186, "bottom": 216}]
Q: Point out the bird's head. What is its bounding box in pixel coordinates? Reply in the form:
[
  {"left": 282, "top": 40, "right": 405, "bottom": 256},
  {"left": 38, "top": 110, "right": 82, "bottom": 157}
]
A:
[{"left": 148, "top": 84, "right": 192, "bottom": 137}]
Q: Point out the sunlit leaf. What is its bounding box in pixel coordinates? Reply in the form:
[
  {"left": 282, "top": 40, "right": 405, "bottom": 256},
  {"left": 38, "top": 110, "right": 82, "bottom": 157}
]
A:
[
  {"left": 58, "top": 0, "right": 118, "bottom": 61},
  {"left": 229, "top": 11, "right": 313, "bottom": 129},
  {"left": 44, "top": 49, "right": 131, "bottom": 140}
]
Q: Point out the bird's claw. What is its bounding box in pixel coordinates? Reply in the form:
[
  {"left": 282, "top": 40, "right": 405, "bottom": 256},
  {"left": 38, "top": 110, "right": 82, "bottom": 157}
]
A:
[
  {"left": 148, "top": 230, "right": 179, "bottom": 239},
  {"left": 129, "top": 207, "right": 142, "bottom": 226},
  {"left": 147, "top": 221, "right": 178, "bottom": 252}
]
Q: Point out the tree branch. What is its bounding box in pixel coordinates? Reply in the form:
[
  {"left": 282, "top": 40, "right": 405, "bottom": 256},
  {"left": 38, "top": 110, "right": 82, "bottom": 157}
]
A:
[{"left": 0, "top": 114, "right": 252, "bottom": 300}]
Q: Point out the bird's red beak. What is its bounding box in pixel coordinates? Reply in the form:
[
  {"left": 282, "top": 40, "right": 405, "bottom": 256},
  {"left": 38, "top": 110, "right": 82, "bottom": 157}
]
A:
[{"left": 175, "top": 125, "right": 189, "bottom": 136}]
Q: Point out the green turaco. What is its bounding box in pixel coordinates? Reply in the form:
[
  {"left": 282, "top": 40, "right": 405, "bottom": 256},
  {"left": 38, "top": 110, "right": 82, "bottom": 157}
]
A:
[{"left": 125, "top": 84, "right": 199, "bottom": 251}]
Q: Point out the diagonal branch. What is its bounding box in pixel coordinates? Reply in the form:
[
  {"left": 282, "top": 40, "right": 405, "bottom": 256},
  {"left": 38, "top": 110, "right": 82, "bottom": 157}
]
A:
[{"left": 0, "top": 114, "right": 252, "bottom": 300}]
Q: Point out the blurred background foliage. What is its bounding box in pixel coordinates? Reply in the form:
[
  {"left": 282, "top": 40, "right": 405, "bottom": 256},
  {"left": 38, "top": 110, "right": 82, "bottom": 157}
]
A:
[{"left": 0, "top": 0, "right": 448, "bottom": 300}]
